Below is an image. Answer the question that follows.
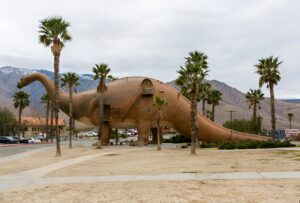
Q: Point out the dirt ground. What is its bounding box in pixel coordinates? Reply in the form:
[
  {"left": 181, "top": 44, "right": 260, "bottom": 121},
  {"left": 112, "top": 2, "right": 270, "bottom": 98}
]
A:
[
  {"left": 1, "top": 179, "right": 299, "bottom": 203},
  {"left": 46, "top": 147, "right": 300, "bottom": 177},
  {"left": 1, "top": 146, "right": 300, "bottom": 202}
]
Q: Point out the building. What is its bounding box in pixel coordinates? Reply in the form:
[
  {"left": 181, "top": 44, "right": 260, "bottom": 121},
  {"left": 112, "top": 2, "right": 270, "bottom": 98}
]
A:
[{"left": 16, "top": 116, "right": 66, "bottom": 137}]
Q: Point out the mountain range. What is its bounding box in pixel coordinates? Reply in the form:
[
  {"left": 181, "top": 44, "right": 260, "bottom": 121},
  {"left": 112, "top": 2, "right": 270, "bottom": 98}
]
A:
[{"left": 0, "top": 66, "right": 299, "bottom": 130}]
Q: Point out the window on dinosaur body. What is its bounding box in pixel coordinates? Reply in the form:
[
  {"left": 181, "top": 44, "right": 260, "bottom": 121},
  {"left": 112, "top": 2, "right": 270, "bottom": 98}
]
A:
[{"left": 141, "top": 79, "right": 153, "bottom": 96}]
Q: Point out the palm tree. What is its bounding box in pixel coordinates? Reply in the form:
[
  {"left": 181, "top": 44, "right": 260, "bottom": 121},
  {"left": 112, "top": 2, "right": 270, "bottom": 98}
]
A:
[
  {"left": 199, "top": 82, "right": 211, "bottom": 116},
  {"left": 255, "top": 56, "right": 282, "bottom": 137},
  {"left": 40, "top": 94, "right": 50, "bottom": 142},
  {"left": 61, "top": 72, "right": 80, "bottom": 148},
  {"left": 287, "top": 113, "right": 293, "bottom": 129},
  {"left": 38, "top": 16, "right": 72, "bottom": 156},
  {"left": 207, "top": 89, "right": 222, "bottom": 122},
  {"left": 176, "top": 51, "right": 209, "bottom": 154},
  {"left": 245, "top": 89, "right": 264, "bottom": 134},
  {"left": 13, "top": 91, "right": 30, "bottom": 141},
  {"left": 92, "top": 63, "right": 111, "bottom": 149},
  {"left": 153, "top": 96, "right": 168, "bottom": 151}
]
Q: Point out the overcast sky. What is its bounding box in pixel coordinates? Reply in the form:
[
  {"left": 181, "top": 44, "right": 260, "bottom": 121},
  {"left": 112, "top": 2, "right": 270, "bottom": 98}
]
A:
[{"left": 0, "top": 0, "right": 299, "bottom": 98}]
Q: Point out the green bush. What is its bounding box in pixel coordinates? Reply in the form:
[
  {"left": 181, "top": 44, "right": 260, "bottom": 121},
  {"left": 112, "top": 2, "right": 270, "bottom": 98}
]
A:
[
  {"left": 218, "top": 140, "right": 295, "bottom": 150},
  {"left": 163, "top": 134, "right": 191, "bottom": 143},
  {"left": 200, "top": 142, "right": 218, "bottom": 148}
]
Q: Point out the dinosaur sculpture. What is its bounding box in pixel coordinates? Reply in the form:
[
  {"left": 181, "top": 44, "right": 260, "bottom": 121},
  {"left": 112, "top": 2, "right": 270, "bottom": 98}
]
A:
[{"left": 17, "top": 73, "right": 270, "bottom": 145}]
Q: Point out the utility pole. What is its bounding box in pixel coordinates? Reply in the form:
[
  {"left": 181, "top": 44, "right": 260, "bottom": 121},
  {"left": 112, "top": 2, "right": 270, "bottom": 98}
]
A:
[{"left": 227, "top": 110, "right": 236, "bottom": 139}]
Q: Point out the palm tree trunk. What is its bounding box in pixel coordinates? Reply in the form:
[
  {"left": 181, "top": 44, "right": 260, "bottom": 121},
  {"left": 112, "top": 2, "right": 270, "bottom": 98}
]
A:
[
  {"left": 157, "top": 110, "right": 161, "bottom": 151},
  {"left": 45, "top": 100, "right": 50, "bottom": 142},
  {"left": 190, "top": 92, "right": 197, "bottom": 154},
  {"left": 211, "top": 105, "right": 215, "bottom": 121},
  {"left": 202, "top": 100, "right": 205, "bottom": 116},
  {"left": 269, "top": 82, "right": 276, "bottom": 138},
  {"left": 253, "top": 102, "right": 257, "bottom": 134},
  {"left": 69, "top": 86, "right": 73, "bottom": 148},
  {"left": 50, "top": 101, "right": 54, "bottom": 143},
  {"left": 289, "top": 121, "right": 292, "bottom": 129},
  {"left": 115, "top": 129, "right": 119, "bottom": 145},
  {"left": 97, "top": 91, "right": 103, "bottom": 149},
  {"left": 18, "top": 107, "right": 22, "bottom": 143},
  {"left": 54, "top": 54, "right": 61, "bottom": 156}
]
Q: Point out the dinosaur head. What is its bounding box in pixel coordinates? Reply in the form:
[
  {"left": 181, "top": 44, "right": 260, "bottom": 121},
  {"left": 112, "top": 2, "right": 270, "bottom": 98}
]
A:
[{"left": 17, "top": 76, "right": 26, "bottom": 89}]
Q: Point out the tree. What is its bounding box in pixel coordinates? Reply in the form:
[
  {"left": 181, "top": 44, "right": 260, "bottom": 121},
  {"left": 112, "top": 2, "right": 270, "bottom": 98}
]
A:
[
  {"left": 92, "top": 63, "right": 111, "bottom": 149},
  {"left": 153, "top": 96, "right": 168, "bottom": 151},
  {"left": 61, "top": 72, "right": 80, "bottom": 148},
  {"left": 207, "top": 89, "right": 222, "bottom": 121},
  {"left": 40, "top": 94, "right": 50, "bottom": 142},
  {"left": 255, "top": 56, "right": 282, "bottom": 137},
  {"left": 199, "top": 82, "right": 211, "bottom": 116},
  {"left": 223, "top": 118, "right": 263, "bottom": 134},
  {"left": 38, "top": 16, "right": 72, "bottom": 156},
  {"left": 13, "top": 91, "right": 30, "bottom": 141},
  {"left": 0, "top": 108, "right": 17, "bottom": 136},
  {"left": 245, "top": 89, "right": 264, "bottom": 134},
  {"left": 176, "top": 51, "right": 209, "bottom": 154},
  {"left": 287, "top": 113, "right": 293, "bottom": 129}
]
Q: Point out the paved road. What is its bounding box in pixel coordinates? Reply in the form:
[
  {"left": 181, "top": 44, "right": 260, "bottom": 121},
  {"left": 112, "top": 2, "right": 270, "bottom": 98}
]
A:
[{"left": 0, "top": 144, "right": 56, "bottom": 158}]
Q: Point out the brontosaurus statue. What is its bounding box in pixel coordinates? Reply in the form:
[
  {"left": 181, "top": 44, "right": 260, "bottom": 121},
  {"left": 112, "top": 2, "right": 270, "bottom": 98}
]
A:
[{"left": 17, "top": 73, "right": 270, "bottom": 145}]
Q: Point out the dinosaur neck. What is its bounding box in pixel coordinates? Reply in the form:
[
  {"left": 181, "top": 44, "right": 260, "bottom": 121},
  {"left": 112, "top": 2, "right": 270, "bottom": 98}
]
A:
[{"left": 22, "top": 73, "right": 69, "bottom": 115}]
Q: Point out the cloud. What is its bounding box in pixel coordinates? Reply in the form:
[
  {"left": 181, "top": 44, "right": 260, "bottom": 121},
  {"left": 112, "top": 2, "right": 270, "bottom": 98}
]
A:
[{"left": 0, "top": 0, "right": 299, "bottom": 98}]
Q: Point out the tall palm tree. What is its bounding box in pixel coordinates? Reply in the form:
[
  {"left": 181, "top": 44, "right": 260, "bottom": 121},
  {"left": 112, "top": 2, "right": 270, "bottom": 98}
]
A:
[
  {"left": 287, "top": 113, "right": 293, "bottom": 129},
  {"left": 153, "top": 96, "right": 168, "bottom": 151},
  {"left": 40, "top": 94, "right": 50, "bottom": 142},
  {"left": 199, "top": 82, "right": 211, "bottom": 116},
  {"left": 61, "top": 72, "right": 80, "bottom": 148},
  {"left": 176, "top": 51, "right": 209, "bottom": 154},
  {"left": 207, "top": 89, "right": 222, "bottom": 122},
  {"left": 13, "top": 91, "right": 30, "bottom": 141},
  {"left": 92, "top": 63, "right": 111, "bottom": 149},
  {"left": 255, "top": 56, "right": 282, "bottom": 137},
  {"left": 50, "top": 100, "right": 54, "bottom": 143},
  {"left": 245, "top": 89, "right": 264, "bottom": 134},
  {"left": 38, "top": 16, "right": 72, "bottom": 156}
]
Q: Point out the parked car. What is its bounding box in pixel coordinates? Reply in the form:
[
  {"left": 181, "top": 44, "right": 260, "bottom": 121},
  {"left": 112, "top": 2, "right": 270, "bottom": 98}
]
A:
[
  {"left": 19, "top": 137, "right": 29, "bottom": 143},
  {"left": 0, "top": 136, "right": 18, "bottom": 144},
  {"left": 27, "top": 138, "right": 41, "bottom": 144},
  {"left": 84, "top": 131, "right": 97, "bottom": 137},
  {"left": 109, "top": 138, "right": 130, "bottom": 145},
  {"left": 35, "top": 133, "right": 46, "bottom": 141}
]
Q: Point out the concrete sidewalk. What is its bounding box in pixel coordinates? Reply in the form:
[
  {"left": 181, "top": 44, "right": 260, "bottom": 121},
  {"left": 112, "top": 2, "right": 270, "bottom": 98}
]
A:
[{"left": 1, "top": 171, "right": 300, "bottom": 192}]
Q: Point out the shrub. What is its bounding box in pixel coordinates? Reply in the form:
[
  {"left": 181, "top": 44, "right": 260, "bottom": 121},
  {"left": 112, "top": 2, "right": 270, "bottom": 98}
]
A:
[
  {"left": 200, "top": 142, "right": 218, "bottom": 148},
  {"left": 218, "top": 140, "right": 295, "bottom": 150},
  {"left": 163, "top": 134, "right": 191, "bottom": 143}
]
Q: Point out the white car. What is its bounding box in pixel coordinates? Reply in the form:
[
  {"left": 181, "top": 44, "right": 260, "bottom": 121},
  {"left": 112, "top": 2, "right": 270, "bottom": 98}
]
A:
[
  {"left": 28, "top": 138, "right": 41, "bottom": 144},
  {"left": 84, "top": 131, "right": 97, "bottom": 137}
]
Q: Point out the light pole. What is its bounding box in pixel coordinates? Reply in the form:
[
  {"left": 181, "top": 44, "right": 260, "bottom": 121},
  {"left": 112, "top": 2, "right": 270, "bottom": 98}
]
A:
[{"left": 227, "top": 110, "right": 236, "bottom": 140}]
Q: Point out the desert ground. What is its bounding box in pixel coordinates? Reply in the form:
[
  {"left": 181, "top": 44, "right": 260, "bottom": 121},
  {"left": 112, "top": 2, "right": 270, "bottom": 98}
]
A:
[{"left": 0, "top": 144, "right": 300, "bottom": 202}]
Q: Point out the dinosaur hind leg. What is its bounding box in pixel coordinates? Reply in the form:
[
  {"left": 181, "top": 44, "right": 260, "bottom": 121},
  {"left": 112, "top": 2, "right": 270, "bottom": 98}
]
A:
[
  {"left": 136, "top": 121, "right": 150, "bottom": 146},
  {"left": 101, "top": 123, "right": 112, "bottom": 146}
]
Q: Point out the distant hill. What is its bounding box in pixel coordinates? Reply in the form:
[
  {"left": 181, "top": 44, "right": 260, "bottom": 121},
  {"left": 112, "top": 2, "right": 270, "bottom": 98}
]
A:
[
  {"left": 1, "top": 66, "right": 299, "bottom": 130},
  {"left": 283, "top": 99, "right": 300, "bottom": 103}
]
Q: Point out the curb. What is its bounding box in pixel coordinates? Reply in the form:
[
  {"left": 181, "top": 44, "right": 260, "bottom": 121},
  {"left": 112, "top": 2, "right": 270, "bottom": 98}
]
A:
[{"left": 0, "top": 143, "right": 54, "bottom": 148}]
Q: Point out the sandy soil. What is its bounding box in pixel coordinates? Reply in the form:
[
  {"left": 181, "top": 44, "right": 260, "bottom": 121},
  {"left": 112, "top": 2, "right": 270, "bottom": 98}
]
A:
[
  {"left": 0, "top": 145, "right": 104, "bottom": 175},
  {"left": 1, "top": 179, "right": 299, "bottom": 203},
  {"left": 46, "top": 147, "right": 300, "bottom": 177}
]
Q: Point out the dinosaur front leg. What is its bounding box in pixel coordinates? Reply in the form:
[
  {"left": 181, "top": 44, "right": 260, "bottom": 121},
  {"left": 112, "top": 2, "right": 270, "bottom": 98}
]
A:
[
  {"left": 101, "top": 123, "right": 112, "bottom": 146},
  {"left": 137, "top": 120, "right": 151, "bottom": 146}
]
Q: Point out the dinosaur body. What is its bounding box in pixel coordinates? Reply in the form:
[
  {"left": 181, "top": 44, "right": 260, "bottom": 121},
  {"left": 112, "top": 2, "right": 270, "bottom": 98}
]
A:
[{"left": 17, "top": 73, "right": 270, "bottom": 145}]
